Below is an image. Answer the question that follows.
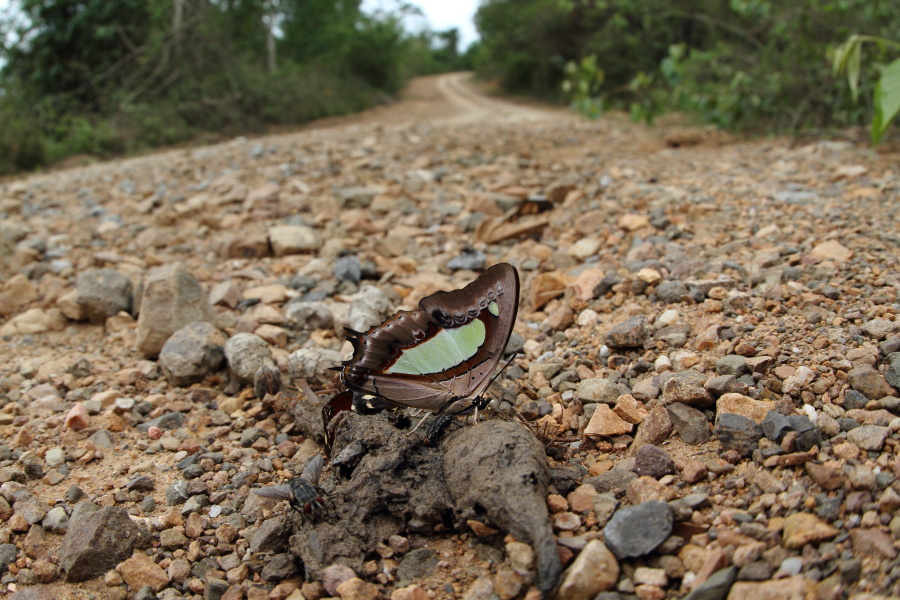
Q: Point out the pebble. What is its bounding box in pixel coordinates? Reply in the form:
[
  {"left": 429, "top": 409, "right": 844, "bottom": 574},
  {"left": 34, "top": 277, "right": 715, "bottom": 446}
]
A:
[
  {"left": 714, "top": 413, "right": 763, "bottom": 457},
  {"left": 555, "top": 540, "right": 619, "bottom": 600},
  {"left": 846, "top": 425, "right": 891, "bottom": 451},
  {"left": 666, "top": 403, "right": 710, "bottom": 445},
  {"left": 603, "top": 501, "right": 673, "bottom": 559}
]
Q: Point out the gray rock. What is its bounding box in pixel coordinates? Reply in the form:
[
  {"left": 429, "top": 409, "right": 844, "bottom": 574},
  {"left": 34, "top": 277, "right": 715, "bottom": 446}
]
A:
[
  {"left": 863, "top": 318, "right": 896, "bottom": 340},
  {"left": 285, "top": 301, "right": 334, "bottom": 331},
  {"left": 334, "top": 255, "right": 362, "bottom": 284},
  {"left": 592, "top": 271, "right": 622, "bottom": 297},
  {"left": 683, "top": 566, "right": 736, "bottom": 600},
  {"left": 41, "top": 506, "right": 69, "bottom": 533},
  {"left": 761, "top": 411, "right": 792, "bottom": 442},
  {"left": 662, "top": 370, "right": 713, "bottom": 407},
  {"left": 0, "top": 543, "right": 17, "bottom": 573},
  {"left": 881, "top": 337, "right": 900, "bottom": 356},
  {"left": 787, "top": 415, "right": 821, "bottom": 451},
  {"left": 633, "top": 445, "right": 675, "bottom": 478},
  {"left": 885, "top": 353, "right": 900, "bottom": 389},
  {"left": 159, "top": 321, "right": 226, "bottom": 387},
  {"left": 848, "top": 365, "right": 895, "bottom": 400},
  {"left": 14, "top": 493, "right": 48, "bottom": 525},
  {"left": 585, "top": 470, "right": 637, "bottom": 494},
  {"left": 602, "top": 500, "right": 673, "bottom": 559},
  {"left": 224, "top": 333, "right": 281, "bottom": 398},
  {"left": 605, "top": 316, "right": 650, "bottom": 349},
  {"left": 260, "top": 553, "right": 298, "bottom": 581},
  {"left": 705, "top": 374, "right": 737, "bottom": 398},
  {"left": 135, "top": 263, "right": 217, "bottom": 358},
  {"left": 628, "top": 406, "right": 674, "bottom": 454},
  {"left": 126, "top": 475, "right": 155, "bottom": 492},
  {"left": 846, "top": 425, "right": 891, "bottom": 451},
  {"left": 843, "top": 389, "right": 869, "bottom": 410},
  {"left": 715, "top": 355, "right": 750, "bottom": 377},
  {"left": 137, "top": 412, "right": 185, "bottom": 433},
  {"left": 75, "top": 269, "right": 133, "bottom": 323},
  {"left": 249, "top": 519, "right": 287, "bottom": 553},
  {"left": 204, "top": 576, "right": 230, "bottom": 599},
  {"left": 666, "top": 403, "right": 710, "bottom": 445},
  {"left": 655, "top": 280, "right": 689, "bottom": 303},
  {"left": 447, "top": 248, "right": 486, "bottom": 271},
  {"left": 575, "top": 379, "right": 620, "bottom": 405},
  {"left": 714, "top": 413, "right": 763, "bottom": 457},
  {"left": 396, "top": 548, "right": 439, "bottom": 583},
  {"left": 57, "top": 504, "right": 147, "bottom": 582}
]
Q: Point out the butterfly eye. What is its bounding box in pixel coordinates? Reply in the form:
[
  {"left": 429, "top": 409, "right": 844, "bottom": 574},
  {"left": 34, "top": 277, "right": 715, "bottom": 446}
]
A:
[
  {"left": 453, "top": 312, "right": 466, "bottom": 324},
  {"left": 478, "top": 298, "right": 488, "bottom": 309},
  {"left": 413, "top": 329, "right": 425, "bottom": 340}
]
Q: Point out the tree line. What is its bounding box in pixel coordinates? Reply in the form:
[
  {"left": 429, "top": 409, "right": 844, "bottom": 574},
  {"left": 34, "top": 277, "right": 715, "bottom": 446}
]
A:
[
  {"left": 0, "top": 0, "right": 472, "bottom": 174},
  {"left": 471, "top": 0, "right": 900, "bottom": 140}
]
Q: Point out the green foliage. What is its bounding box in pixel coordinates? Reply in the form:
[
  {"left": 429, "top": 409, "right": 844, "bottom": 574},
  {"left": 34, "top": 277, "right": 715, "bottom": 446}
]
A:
[
  {"left": 477, "top": 0, "right": 900, "bottom": 135},
  {"left": 833, "top": 34, "right": 900, "bottom": 143}
]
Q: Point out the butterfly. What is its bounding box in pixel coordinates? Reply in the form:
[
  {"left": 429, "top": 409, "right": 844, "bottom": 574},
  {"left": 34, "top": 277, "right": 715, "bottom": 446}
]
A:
[{"left": 334, "top": 263, "right": 520, "bottom": 418}]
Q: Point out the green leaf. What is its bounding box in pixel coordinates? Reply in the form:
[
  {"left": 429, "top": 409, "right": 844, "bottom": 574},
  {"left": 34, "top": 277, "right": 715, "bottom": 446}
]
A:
[{"left": 872, "top": 57, "right": 900, "bottom": 144}]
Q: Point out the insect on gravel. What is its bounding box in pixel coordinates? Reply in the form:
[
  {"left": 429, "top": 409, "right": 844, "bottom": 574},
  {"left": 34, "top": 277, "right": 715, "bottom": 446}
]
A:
[{"left": 252, "top": 455, "right": 328, "bottom": 521}]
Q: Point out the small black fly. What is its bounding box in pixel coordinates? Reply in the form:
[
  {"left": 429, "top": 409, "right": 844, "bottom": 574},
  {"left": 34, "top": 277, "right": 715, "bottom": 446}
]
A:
[{"left": 253, "top": 455, "right": 327, "bottom": 521}]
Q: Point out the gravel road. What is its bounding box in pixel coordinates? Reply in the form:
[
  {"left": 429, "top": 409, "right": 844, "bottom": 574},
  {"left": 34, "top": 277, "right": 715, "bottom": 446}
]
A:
[{"left": 1, "top": 72, "right": 899, "bottom": 600}]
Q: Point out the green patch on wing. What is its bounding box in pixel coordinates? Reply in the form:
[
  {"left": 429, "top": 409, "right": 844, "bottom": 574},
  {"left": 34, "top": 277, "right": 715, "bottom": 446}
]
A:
[{"left": 386, "top": 318, "right": 486, "bottom": 375}]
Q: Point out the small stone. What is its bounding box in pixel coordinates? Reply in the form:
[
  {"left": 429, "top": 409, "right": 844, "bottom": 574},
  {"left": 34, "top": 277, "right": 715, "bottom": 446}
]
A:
[
  {"left": 629, "top": 406, "right": 674, "bottom": 454},
  {"left": 682, "top": 566, "right": 736, "bottom": 600},
  {"left": 666, "top": 403, "right": 710, "bottom": 445},
  {"left": 575, "top": 379, "right": 620, "bottom": 405},
  {"left": 555, "top": 540, "right": 619, "bottom": 600},
  {"left": 663, "top": 370, "right": 713, "bottom": 407},
  {"left": 846, "top": 425, "right": 891, "bottom": 451},
  {"left": 606, "top": 316, "right": 650, "bottom": 349},
  {"left": 603, "top": 501, "right": 673, "bottom": 559},
  {"left": 58, "top": 504, "right": 147, "bottom": 582},
  {"left": 336, "top": 577, "right": 379, "bottom": 600},
  {"left": 391, "top": 585, "right": 429, "bottom": 600},
  {"left": 633, "top": 445, "right": 675, "bottom": 478},
  {"left": 714, "top": 413, "right": 762, "bottom": 457},
  {"left": 135, "top": 263, "right": 217, "bottom": 358},
  {"left": 849, "top": 527, "right": 897, "bottom": 559},
  {"left": 158, "top": 322, "right": 226, "bottom": 387},
  {"left": 268, "top": 224, "right": 322, "bottom": 256},
  {"left": 782, "top": 512, "right": 838, "bottom": 549},
  {"left": 119, "top": 552, "right": 168, "bottom": 592},
  {"left": 506, "top": 541, "right": 535, "bottom": 576},
  {"left": 716, "top": 355, "right": 750, "bottom": 377},
  {"left": 805, "top": 463, "right": 846, "bottom": 491},
  {"left": 65, "top": 402, "right": 90, "bottom": 431},
  {"left": 848, "top": 365, "right": 895, "bottom": 400},
  {"left": 584, "top": 404, "right": 633, "bottom": 437},
  {"left": 75, "top": 269, "right": 133, "bottom": 324},
  {"left": 716, "top": 393, "right": 773, "bottom": 424},
  {"left": 681, "top": 460, "right": 708, "bottom": 484},
  {"left": 808, "top": 240, "right": 852, "bottom": 262}
]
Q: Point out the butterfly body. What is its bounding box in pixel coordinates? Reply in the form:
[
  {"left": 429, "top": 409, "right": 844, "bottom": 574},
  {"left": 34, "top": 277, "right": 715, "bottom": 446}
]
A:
[{"left": 339, "top": 263, "right": 520, "bottom": 416}]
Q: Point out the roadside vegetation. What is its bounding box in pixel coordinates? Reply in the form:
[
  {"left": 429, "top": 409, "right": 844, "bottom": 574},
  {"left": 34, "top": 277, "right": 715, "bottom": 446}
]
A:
[
  {"left": 472, "top": 0, "right": 900, "bottom": 143},
  {"left": 0, "top": 0, "right": 469, "bottom": 175}
]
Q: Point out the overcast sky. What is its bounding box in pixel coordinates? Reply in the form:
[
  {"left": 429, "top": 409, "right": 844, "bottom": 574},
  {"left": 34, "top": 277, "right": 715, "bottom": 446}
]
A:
[{"left": 364, "top": 0, "right": 482, "bottom": 48}]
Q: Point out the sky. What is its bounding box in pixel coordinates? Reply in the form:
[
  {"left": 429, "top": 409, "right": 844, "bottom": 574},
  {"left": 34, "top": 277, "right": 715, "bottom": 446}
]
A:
[{"left": 364, "top": 0, "right": 482, "bottom": 49}]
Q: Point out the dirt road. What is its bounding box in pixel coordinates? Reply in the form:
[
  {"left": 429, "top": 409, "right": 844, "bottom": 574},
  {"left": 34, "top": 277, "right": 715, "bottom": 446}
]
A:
[{"left": 1, "top": 73, "right": 899, "bottom": 600}]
